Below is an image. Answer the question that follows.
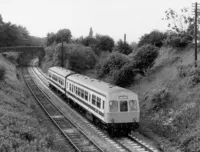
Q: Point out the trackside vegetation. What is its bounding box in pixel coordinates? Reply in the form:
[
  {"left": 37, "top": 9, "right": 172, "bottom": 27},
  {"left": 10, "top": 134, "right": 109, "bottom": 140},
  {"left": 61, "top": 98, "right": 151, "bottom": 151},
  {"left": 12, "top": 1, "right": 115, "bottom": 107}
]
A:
[{"left": 0, "top": 56, "right": 59, "bottom": 151}]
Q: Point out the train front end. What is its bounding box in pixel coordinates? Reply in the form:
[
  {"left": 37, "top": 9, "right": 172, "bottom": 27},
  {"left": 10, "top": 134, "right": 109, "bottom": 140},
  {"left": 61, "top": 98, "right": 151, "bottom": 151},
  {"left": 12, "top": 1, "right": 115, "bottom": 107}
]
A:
[{"left": 105, "top": 89, "right": 140, "bottom": 135}]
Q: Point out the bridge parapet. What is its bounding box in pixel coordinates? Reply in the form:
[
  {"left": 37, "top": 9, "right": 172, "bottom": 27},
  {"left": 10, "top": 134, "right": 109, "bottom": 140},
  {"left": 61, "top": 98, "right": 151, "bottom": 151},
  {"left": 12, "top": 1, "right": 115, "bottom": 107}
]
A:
[{"left": 0, "top": 46, "right": 45, "bottom": 66}]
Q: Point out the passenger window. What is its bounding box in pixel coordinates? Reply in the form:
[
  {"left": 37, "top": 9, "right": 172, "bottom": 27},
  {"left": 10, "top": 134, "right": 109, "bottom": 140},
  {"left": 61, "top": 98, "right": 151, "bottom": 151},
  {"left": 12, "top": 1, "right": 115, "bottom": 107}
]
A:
[
  {"left": 89, "top": 94, "right": 91, "bottom": 102},
  {"left": 76, "top": 87, "right": 78, "bottom": 94},
  {"left": 103, "top": 100, "right": 105, "bottom": 109},
  {"left": 129, "top": 100, "right": 137, "bottom": 111},
  {"left": 81, "top": 89, "right": 84, "bottom": 98},
  {"left": 72, "top": 85, "right": 74, "bottom": 92},
  {"left": 109, "top": 100, "right": 118, "bottom": 112},
  {"left": 78, "top": 88, "right": 81, "bottom": 96},
  {"left": 69, "top": 84, "right": 71, "bottom": 91},
  {"left": 92, "top": 95, "right": 96, "bottom": 105},
  {"left": 85, "top": 91, "right": 88, "bottom": 101},
  {"left": 97, "top": 97, "right": 101, "bottom": 108},
  {"left": 120, "top": 101, "right": 128, "bottom": 112}
]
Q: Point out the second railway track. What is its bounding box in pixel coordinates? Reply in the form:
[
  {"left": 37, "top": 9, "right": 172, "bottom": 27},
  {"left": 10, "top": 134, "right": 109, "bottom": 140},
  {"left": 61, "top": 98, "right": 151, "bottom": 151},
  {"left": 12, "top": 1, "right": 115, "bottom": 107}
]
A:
[{"left": 22, "top": 67, "right": 104, "bottom": 152}]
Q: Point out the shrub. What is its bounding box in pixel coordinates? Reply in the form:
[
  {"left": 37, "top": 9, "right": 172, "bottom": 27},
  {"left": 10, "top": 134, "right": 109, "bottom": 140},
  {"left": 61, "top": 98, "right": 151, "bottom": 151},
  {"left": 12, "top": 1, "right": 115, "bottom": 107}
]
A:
[
  {"left": 0, "top": 66, "right": 6, "bottom": 81},
  {"left": 133, "top": 44, "right": 158, "bottom": 74},
  {"left": 146, "top": 88, "right": 174, "bottom": 112},
  {"left": 66, "top": 44, "right": 97, "bottom": 73},
  {"left": 164, "top": 32, "right": 192, "bottom": 48},
  {"left": 138, "top": 30, "right": 167, "bottom": 47},
  {"left": 114, "top": 40, "right": 133, "bottom": 55},
  {"left": 177, "top": 65, "right": 193, "bottom": 78},
  {"left": 112, "top": 64, "right": 137, "bottom": 87},
  {"left": 96, "top": 52, "right": 130, "bottom": 77}
]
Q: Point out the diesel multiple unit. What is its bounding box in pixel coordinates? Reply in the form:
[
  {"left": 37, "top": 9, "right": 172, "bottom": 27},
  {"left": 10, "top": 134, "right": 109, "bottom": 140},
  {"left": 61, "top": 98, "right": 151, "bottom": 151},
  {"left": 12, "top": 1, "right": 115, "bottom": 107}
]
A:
[{"left": 47, "top": 66, "right": 140, "bottom": 134}]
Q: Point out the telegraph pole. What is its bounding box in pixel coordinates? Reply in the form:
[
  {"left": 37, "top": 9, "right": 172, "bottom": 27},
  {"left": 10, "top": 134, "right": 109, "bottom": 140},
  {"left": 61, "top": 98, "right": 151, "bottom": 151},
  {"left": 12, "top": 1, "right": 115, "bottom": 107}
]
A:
[
  {"left": 192, "top": 2, "right": 200, "bottom": 67},
  {"left": 61, "top": 31, "right": 64, "bottom": 68}
]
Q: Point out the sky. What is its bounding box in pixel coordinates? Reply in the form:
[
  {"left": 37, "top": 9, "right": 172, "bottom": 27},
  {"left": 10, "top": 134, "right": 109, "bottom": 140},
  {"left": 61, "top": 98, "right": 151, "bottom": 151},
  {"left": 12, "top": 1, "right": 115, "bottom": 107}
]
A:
[{"left": 0, "top": 0, "right": 197, "bottom": 43}]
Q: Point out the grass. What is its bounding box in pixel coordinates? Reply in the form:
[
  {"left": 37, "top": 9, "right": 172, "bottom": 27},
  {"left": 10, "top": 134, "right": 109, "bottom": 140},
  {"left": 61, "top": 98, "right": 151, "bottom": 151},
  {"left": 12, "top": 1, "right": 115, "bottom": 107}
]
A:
[{"left": 0, "top": 55, "right": 57, "bottom": 151}]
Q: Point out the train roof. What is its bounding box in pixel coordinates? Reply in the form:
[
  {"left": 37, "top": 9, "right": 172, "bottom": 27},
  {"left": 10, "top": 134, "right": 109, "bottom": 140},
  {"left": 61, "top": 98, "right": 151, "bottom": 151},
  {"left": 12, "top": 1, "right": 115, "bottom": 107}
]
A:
[
  {"left": 48, "top": 66, "right": 75, "bottom": 77},
  {"left": 48, "top": 67, "right": 138, "bottom": 98},
  {"left": 68, "top": 73, "right": 137, "bottom": 97}
]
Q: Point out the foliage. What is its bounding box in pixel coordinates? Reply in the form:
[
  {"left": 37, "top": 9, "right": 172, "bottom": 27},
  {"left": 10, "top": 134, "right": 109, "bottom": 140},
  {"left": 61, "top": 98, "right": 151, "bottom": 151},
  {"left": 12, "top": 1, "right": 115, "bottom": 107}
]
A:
[
  {"left": 95, "top": 34, "right": 115, "bottom": 52},
  {"left": 112, "top": 63, "right": 137, "bottom": 87},
  {"left": 96, "top": 52, "right": 130, "bottom": 77},
  {"left": 66, "top": 44, "right": 97, "bottom": 73},
  {"left": 114, "top": 39, "right": 133, "bottom": 55},
  {"left": 177, "top": 64, "right": 200, "bottom": 87},
  {"left": 89, "top": 27, "right": 93, "bottom": 37},
  {"left": 133, "top": 44, "right": 158, "bottom": 74},
  {"left": 149, "top": 88, "right": 174, "bottom": 112},
  {"left": 0, "top": 65, "right": 5, "bottom": 81},
  {"left": 56, "top": 29, "right": 72, "bottom": 44},
  {"left": 162, "top": 8, "right": 194, "bottom": 34},
  {"left": 46, "top": 29, "right": 72, "bottom": 46},
  {"left": 138, "top": 30, "right": 167, "bottom": 47},
  {"left": 0, "top": 15, "right": 29, "bottom": 47},
  {"left": 164, "top": 31, "right": 192, "bottom": 48}
]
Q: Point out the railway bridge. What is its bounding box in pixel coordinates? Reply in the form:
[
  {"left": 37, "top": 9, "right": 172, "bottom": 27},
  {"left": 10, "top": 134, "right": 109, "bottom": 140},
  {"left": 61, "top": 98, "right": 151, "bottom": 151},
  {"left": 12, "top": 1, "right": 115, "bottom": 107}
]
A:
[{"left": 0, "top": 46, "right": 45, "bottom": 66}]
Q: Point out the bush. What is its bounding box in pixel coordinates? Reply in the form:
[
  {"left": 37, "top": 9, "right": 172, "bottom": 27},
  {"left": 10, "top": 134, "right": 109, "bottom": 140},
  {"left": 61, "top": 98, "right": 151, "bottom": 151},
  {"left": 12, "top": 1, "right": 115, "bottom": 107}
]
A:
[
  {"left": 164, "top": 32, "right": 192, "bottom": 48},
  {"left": 0, "top": 66, "right": 6, "bottom": 81},
  {"left": 96, "top": 52, "right": 130, "bottom": 77},
  {"left": 114, "top": 40, "right": 133, "bottom": 55},
  {"left": 177, "top": 65, "right": 200, "bottom": 87},
  {"left": 133, "top": 44, "right": 158, "bottom": 73},
  {"left": 145, "top": 88, "right": 174, "bottom": 112},
  {"left": 138, "top": 30, "right": 167, "bottom": 47},
  {"left": 66, "top": 44, "right": 97, "bottom": 73},
  {"left": 112, "top": 64, "right": 137, "bottom": 87}
]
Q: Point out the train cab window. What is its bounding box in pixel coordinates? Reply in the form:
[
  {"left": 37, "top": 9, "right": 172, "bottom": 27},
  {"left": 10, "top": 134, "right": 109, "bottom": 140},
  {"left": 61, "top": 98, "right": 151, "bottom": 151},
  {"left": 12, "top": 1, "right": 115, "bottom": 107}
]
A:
[
  {"left": 129, "top": 100, "right": 137, "bottom": 111},
  {"left": 92, "top": 95, "right": 96, "bottom": 105},
  {"left": 97, "top": 97, "right": 101, "bottom": 108},
  {"left": 85, "top": 91, "right": 88, "bottom": 101},
  {"left": 120, "top": 101, "right": 128, "bottom": 112},
  {"left": 109, "top": 100, "right": 118, "bottom": 112}
]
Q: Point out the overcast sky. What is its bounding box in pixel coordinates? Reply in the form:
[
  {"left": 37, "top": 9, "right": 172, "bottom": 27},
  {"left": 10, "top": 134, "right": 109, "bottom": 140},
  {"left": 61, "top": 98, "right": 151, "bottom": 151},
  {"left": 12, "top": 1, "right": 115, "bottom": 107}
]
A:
[{"left": 0, "top": 0, "right": 197, "bottom": 43}]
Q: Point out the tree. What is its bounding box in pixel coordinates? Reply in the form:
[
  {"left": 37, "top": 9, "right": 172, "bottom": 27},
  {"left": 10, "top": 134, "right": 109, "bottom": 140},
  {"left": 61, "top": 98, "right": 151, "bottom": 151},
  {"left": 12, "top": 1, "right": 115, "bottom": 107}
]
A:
[
  {"left": 46, "top": 32, "right": 56, "bottom": 46},
  {"left": 55, "top": 29, "right": 72, "bottom": 44},
  {"left": 114, "top": 39, "right": 132, "bottom": 55},
  {"left": 162, "top": 7, "right": 194, "bottom": 34},
  {"left": 133, "top": 44, "right": 158, "bottom": 74},
  {"left": 138, "top": 30, "right": 167, "bottom": 47},
  {"left": 95, "top": 34, "right": 114, "bottom": 52},
  {"left": 89, "top": 27, "right": 93, "bottom": 37}
]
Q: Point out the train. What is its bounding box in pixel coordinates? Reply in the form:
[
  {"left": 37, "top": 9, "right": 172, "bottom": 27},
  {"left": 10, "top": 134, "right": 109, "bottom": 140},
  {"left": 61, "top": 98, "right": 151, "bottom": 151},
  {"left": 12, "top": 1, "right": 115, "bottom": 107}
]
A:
[{"left": 47, "top": 66, "right": 140, "bottom": 135}]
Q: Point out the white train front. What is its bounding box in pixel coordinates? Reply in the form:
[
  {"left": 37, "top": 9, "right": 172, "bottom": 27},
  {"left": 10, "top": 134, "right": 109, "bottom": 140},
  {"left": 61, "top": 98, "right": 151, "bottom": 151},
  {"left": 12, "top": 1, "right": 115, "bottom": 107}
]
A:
[{"left": 47, "top": 66, "right": 140, "bottom": 135}]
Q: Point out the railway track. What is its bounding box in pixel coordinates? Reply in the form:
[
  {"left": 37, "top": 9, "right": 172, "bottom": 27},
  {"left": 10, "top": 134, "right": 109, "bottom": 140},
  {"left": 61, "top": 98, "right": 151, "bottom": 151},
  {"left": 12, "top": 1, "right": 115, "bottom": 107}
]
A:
[
  {"left": 22, "top": 67, "right": 104, "bottom": 152},
  {"left": 31, "top": 60, "right": 159, "bottom": 152}
]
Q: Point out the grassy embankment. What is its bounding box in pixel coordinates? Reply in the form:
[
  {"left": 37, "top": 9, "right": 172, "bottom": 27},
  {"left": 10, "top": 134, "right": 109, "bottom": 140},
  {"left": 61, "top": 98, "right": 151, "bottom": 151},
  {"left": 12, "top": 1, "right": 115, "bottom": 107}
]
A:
[{"left": 0, "top": 54, "right": 67, "bottom": 151}]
